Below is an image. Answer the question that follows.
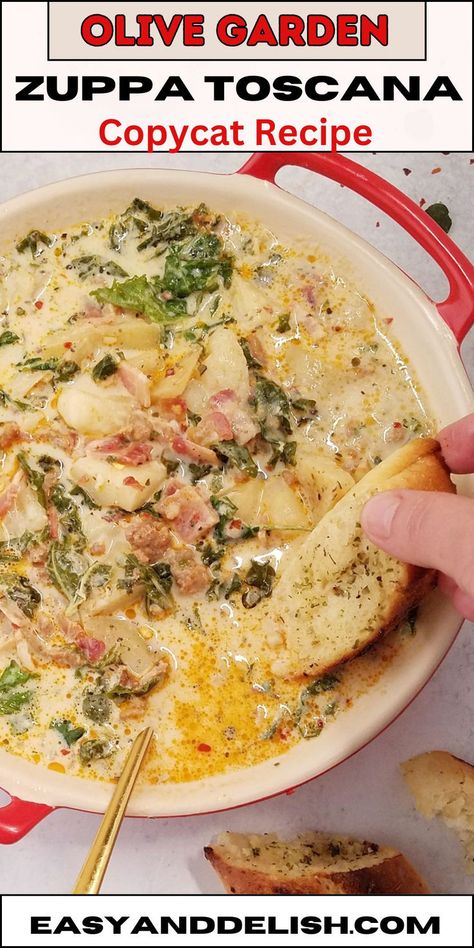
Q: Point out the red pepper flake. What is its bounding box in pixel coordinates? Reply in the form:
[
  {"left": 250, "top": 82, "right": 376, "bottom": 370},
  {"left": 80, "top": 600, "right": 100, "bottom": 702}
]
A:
[
  {"left": 419, "top": 198, "right": 427, "bottom": 208},
  {"left": 402, "top": 168, "right": 412, "bottom": 176},
  {"left": 470, "top": 159, "right": 474, "bottom": 165},
  {"left": 375, "top": 221, "right": 380, "bottom": 228},
  {"left": 197, "top": 743, "right": 212, "bottom": 753},
  {"left": 393, "top": 421, "right": 402, "bottom": 429},
  {"left": 165, "top": 368, "right": 175, "bottom": 377},
  {"left": 60, "top": 749, "right": 70, "bottom": 756},
  {"left": 63, "top": 341, "right": 73, "bottom": 349},
  {"left": 431, "top": 167, "right": 442, "bottom": 175},
  {"left": 385, "top": 317, "right": 394, "bottom": 324},
  {"left": 230, "top": 519, "right": 242, "bottom": 530},
  {"left": 34, "top": 300, "right": 44, "bottom": 310}
]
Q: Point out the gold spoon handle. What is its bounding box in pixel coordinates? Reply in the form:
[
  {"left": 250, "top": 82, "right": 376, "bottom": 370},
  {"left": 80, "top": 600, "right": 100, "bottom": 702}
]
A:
[{"left": 73, "top": 726, "right": 154, "bottom": 895}]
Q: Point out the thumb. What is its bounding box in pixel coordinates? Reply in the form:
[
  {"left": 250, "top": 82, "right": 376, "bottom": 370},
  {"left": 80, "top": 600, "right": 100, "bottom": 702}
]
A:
[{"left": 361, "top": 490, "right": 474, "bottom": 600}]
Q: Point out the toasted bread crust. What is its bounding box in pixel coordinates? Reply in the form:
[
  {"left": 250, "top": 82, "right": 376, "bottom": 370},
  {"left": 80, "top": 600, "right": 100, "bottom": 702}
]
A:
[
  {"left": 267, "top": 439, "right": 455, "bottom": 679},
  {"left": 204, "top": 838, "right": 430, "bottom": 895}
]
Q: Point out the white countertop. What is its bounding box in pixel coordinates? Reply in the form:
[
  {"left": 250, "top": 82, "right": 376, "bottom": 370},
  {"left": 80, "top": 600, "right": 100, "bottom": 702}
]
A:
[{"left": 0, "top": 152, "right": 473, "bottom": 895}]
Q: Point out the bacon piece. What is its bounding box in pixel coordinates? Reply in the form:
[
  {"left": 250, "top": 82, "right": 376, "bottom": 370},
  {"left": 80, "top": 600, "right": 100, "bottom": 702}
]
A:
[
  {"left": 0, "top": 422, "right": 26, "bottom": 451},
  {"left": 76, "top": 635, "right": 106, "bottom": 664},
  {"left": 87, "top": 434, "right": 128, "bottom": 454},
  {"left": 119, "top": 443, "right": 153, "bottom": 466},
  {"left": 171, "top": 434, "right": 219, "bottom": 466},
  {"left": 209, "top": 390, "right": 259, "bottom": 446},
  {"left": 36, "top": 423, "right": 78, "bottom": 453},
  {"left": 0, "top": 470, "right": 25, "bottom": 519},
  {"left": 126, "top": 516, "right": 172, "bottom": 564},
  {"left": 166, "top": 548, "right": 210, "bottom": 595},
  {"left": 119, "top": 695, "right": 147, "bottom": 721},
  {"left": 47, "top": 505, "right": 59, "bottom": 540},
  {"left": 189, "top": 411, "right": 233, "bottom": 447},
  {"left": 123, "top": 475, "right": 144, "bottom": 488},
  {"left": 86, "top": 434, "right": 154, "bottom": 466},
  {"left": 118, "top": 361, "right": 151, "bottom": 408},
  {"left": 157, "top": 480, "right": 218, "bottom": 543}
]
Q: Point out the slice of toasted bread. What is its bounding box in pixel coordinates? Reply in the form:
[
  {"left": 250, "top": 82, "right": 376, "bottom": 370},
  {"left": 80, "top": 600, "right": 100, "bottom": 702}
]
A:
[
  {"left": 263, "top": 438, "right": 454, "bottom": 679},
  {"left": 204, "top": 831, "right": 430, "bottom": 894},
  {"left": 402, "top": 751, "right": 474, "bottom": 874}
]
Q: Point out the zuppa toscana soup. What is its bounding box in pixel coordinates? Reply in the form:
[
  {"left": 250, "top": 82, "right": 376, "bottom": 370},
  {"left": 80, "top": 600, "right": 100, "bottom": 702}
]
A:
[{"left": 0, "top": 199, "right": 432, "bottom": 784}]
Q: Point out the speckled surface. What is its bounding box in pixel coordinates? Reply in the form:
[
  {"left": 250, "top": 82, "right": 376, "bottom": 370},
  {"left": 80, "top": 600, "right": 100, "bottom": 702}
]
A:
[{"left": 0, "top": 152, "right": 473, "bottom": 895}]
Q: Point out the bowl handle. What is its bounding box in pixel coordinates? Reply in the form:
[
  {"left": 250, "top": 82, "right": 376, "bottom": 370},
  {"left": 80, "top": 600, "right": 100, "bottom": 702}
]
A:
[
  {"left": 0, "top": 794, "right": 54, "bottom": 844},
  {"left": 238, "top": 153, "right": 474, "bottom": 345}
]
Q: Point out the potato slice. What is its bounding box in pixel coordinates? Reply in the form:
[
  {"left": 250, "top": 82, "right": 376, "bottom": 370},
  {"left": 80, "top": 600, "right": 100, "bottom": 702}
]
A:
[
  {"left": 202, "top": 326, "right": 250, "bottom": 400},
  {"left": 151, "top": 347, "right": 201, "bottom": 401},
  {"left": 227, "top": 475, "right": 311, "bottom": 531},
  {"left": 57, "top": 377, "right": 134, "bottom": 437},
  {"left": 42, "top": 319, "right": 162, "bottom": 362},
  {"left": 295, "top": 447, "right": 355, "bottom": 521},
  {"left": 82, "top": 617, "right": 155, "bottom": 676},
  {"left": 70, "top": 456, "right": 166, "bottom": 511}
]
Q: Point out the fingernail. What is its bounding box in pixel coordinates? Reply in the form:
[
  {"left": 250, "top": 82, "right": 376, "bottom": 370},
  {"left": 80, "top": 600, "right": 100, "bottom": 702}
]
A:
[{"left": 361, "top": 493, "right": 401, "bottom": 541}]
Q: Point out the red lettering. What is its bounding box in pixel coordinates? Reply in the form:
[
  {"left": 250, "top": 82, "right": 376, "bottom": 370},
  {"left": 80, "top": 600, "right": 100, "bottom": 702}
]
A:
[
  {"left": 183, "top": 16, "right": 204, "bottom": 46},
  {"left": 247, "top": 15, "right": 278, "bottom": 47},
  {"left": 337, "top": 15, "right": 358, "bottom": 46},
  {"left": 361, "top": 14, "right": 388, "bottom": 46},
  {"left": 216, "top": 15, "right": 247, "bottom": 46},
  {"left": 136, "top": 14, "right": 154, "bottom": 46},
  {"left": 100, "top": 118, "right": 121, "bottom": 146},
  {"left": 307, "top": 15, "right": 335, "bottom": 45},
  {"left": 81, "top": 15, "right": 113, "bottom": 47},
  {"left": 115, "top": 14, "right": 135, "bottom": 46},
  {"left": 354, "top": 125, "right": 373, "bottom": 145},
  {"left": 124, "top": 125, "right": 144, "bottom": 146},
  {"left": 278, "top": 16, "right": 305, "bottom": 46},
  {"left": 152, "top": 14, "right": 182, "bottom": 47}
]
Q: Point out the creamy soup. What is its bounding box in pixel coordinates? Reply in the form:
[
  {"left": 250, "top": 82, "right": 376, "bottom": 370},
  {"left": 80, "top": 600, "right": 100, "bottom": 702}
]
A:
[{"left": 0, "top": 199, "right": 431, "bottom": 784}]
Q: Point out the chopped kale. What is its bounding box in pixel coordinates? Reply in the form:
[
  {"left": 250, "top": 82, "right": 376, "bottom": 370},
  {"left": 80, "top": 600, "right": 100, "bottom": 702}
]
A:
[
  {"left": 0, "top": 330, "right": 20, "bottom": 347},
  {"left": 68, "top": 255, "right": 128, "bottom": 280},
  {"left": 241, "top": 559, "right": 276, "bottom": 609},
  {"left": 91, "top": 353, "right": 118, "bottom": 382},
  {"left": 92, "top": 275, "right": 188, "bottom": 324},
  {"left": 213, "top": 441, "right": 258, "bottom": 478},
  {"left": 79, "top": 738, "right": 115, "bottom": 763},
  {"left": 16, "top": 230, "right": 53, "bottom": 258},
  {"left": 118, "top": 554, "right": 174, "bottom": 616},
  {"left": 239, "top": 338, "right": 261, "bottom": 368},
  {"left": 82, "top": 688, "right": 111, "bottom": 724},
  {"left": 51, "top": 719, "right": 86, "bottom": 746},
  {"left": 0, "top": 573, "right": 41, "bottom": 618}
]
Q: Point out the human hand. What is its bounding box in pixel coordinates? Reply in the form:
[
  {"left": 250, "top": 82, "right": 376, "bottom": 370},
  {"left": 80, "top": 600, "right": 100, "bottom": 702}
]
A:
[{"left": 361, "top": 414, "right": 474, "bottom": 620}]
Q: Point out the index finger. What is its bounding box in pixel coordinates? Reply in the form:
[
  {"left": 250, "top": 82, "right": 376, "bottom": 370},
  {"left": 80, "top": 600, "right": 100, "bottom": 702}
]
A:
[{"left": 439, "top": 413, "right": 474, "bottom": 473}]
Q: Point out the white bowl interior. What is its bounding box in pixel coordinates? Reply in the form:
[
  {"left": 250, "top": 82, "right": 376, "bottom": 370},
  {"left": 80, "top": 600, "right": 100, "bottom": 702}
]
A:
[{"left": 0, "top": 168, "right": 472, "bottom": 817}]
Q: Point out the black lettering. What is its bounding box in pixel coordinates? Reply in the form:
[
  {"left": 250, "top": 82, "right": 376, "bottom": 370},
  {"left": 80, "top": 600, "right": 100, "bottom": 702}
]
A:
[
  {"left": 355, "top": 917, "right": 378, "bottom": 935},
  {"left": 30, "top": 918, "right": 51, "bottom": 934},
  {"left": 105, "top": 917, "right": 129, "bottom": 934},
  {"left": 273, "top": 75, "right": 302, "bottom": 101},
  {"left": 424, "top": 76, "right": 462, "bottom": 100},
  {"left": 341, "top": 76, "right": 379, "bottom": 100},
  {"left": 16, "top": 76, "right": 44, "bottom": 101},
  {"left": 46, "top": 76, "right": 79, "bottom": 101},
  {"left": 204, "top": 76, "right": 234, "bottom": 100},
  {"left": 130, "top": 917, "right": 158, "bottom": 935},
  {"left": 236, "top": 76, "right": 270, "bottom": 101},
  {"left": 408, "top": 916, "right": 441, "bottom": 936},
  {"left": 301, "top": 917, "right": 322, "bottom": 934},
  {"left": 190, "top": 918, "right": 215, "bottom": 934},
  {"left": 82, "top": 76, "right": 116, "bottom": 100},
  {"left": 305, "top": 76, "right": 339, "bottom": 100},
  {"left": 383, "top": 76, "right": 420, "bottom": 100},
  {"left": 54, "top": 918, "right": 81, "bottom": 935},
  {"left": 380, "top": 917, "right": 404, "bottom": 935},
  {"left": 82, "top": 917, "right": 104, "bottom": 935},
  {"left": 161, "top": 917, "right": 187, "bottom": 935},
  {"left": 119, "top": 77, "right": 153, "bottom": 99},
  {"left": 155, "top": 76, "right": 193, "bottom": 101}
]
